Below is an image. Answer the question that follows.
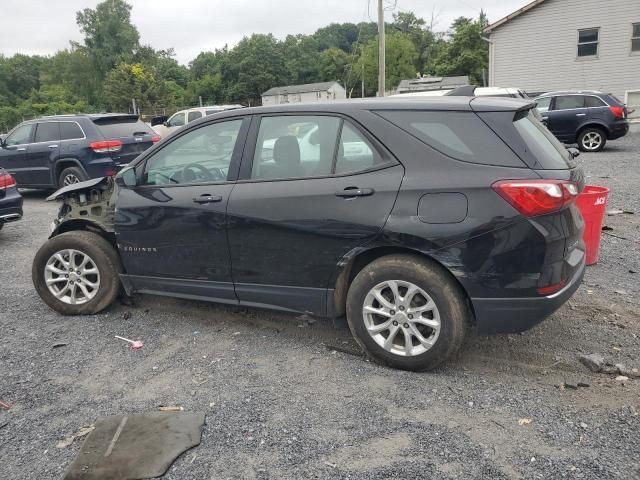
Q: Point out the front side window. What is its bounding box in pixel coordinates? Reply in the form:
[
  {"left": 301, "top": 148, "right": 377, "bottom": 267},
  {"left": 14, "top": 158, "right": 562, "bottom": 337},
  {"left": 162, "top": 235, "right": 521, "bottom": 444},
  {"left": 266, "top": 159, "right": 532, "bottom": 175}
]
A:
[
  {"left": 142, "top": 120, "right": 242, "bottom": 186},
  {"left": 632, "top": 23, "right": 640, "bottom": 52},
  {"left": 578, "top": 28, "right": 599, "bottom": 57},
  {"left": 188, "top": 111, "right": 202, "bottom": 123},
  {"left": 5, "top": 124, "right": 33, "bottom": 146},
  {"left": 554, "top": 95, "right": 586, "bottom": 110},
  {"left": 535, "top": 96, "right": 552, "bottom": 113},
  {"left": 167, "top": 112, "right": 186, "bottom": 128},
  {"left": 34, "top": 122, "right": 60, "bottom": 143}
]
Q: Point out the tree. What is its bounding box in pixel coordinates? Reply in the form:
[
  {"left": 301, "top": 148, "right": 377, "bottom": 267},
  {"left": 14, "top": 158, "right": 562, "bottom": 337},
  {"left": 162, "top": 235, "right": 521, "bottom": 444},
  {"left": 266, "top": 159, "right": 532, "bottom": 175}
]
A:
[
  {"left": 434, "top": 13, "right": 489, "bottom": 85},
  {"left": 75, "top": 0, "right": 140, "bottom": 78},
  {"left": 356, "top": 33, "right": 418, "bottom": 96},
  {"left": 319, "top": 48, "right": 351, "bottom": 85},
  {"left": 283, "top": 35, "right": 321, "bottom": 85},
  {"left": 103, "top": 63, "right": 163, "bottom": 112}
]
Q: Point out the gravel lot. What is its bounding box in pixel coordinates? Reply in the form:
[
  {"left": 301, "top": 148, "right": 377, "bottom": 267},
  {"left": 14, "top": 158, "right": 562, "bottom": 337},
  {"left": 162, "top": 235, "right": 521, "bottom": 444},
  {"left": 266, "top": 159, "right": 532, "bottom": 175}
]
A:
[{"left": 1, "top": 128, "right": 639, "bottom": 480}]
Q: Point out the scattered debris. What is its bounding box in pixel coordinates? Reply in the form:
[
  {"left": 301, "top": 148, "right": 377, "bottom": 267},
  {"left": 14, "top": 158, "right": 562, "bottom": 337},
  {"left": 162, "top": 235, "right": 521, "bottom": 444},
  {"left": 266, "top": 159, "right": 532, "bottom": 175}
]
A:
[
  {"left": 324, "top": 344, "right": 364, "bottom": 357},
  {"left": 614, "top": 290, "right": 628, "bottom": 295},
  {"left": 601, "top": 225, "right": 614, "bottom": 231},
  {"left": 518, "top": 418, "right": 532, "bottom": 426},
  {"left": 579, "top": 354, "right": 605, "bottom": 372},
  {"left": 52, "top": 342, "right": 68, "bottom": 349},
  {"left": 0, "top": 421, "right": 8, "bottom": 430},
  {"left": 615, "top": 375, "right": 629, "bottom": 382},
  {"left": 579, "top": 422, "right": 588, "bottom": 430},
  {"left": 606, "top": 209, "right": 634, "bottom": 216},
  {"left": 56, "top": 425, "right": 95, "bottom": 448},
  {"left": 158, "top": 406, "right": 184, "bottom": 412},
  {"left": 579, "top": 353, "right": 639, "bottom": 378},
  {"left": 115, "top": 335, "right": 144, "bottom": 350},
  {"left": 563, "top": 382, "right": 578, "bottom": 390},
  {"left": 629, "top": 269, "right": 637, "bottom": 274},
  {"left": 123, "top": 311, "right": 132, "bottom": 320},
  {"left": 324, "top": 461, "right": 337, "bottom": 468},
  {"left": 0, "top": 400, "right": 12, "bottom": 410},
  {"left": 577, "top": 382, "right": 590, "bottom": 388}
]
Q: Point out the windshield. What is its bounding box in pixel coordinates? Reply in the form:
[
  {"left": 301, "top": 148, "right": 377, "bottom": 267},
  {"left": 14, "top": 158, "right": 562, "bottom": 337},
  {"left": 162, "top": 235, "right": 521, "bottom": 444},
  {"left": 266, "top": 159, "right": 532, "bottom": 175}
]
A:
[{"left": 512, "top": 110, "right": 574, "bottom": 169}]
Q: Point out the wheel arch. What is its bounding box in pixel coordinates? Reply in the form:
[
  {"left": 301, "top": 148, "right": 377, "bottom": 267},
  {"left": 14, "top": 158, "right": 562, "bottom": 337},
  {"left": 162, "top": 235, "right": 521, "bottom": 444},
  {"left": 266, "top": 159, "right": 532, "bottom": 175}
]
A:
[
  {"left": 53, "top": 158, "right": 86, "bottom": 187},
  {"left": 577, "top": 122, "right": 610, "bottom": 139},
  {"left": 329, "top": 245, "right": 475, "bottom": 322},
  {"left": 51, "top": 219, "right": 117, "bottom": 250}
]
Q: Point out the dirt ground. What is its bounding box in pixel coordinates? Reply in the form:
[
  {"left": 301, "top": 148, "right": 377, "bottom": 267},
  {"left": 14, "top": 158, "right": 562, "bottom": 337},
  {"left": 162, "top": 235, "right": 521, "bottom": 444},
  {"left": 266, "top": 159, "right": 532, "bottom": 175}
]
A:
[{"left": 1, "top": 128, "right": 639, "bottom": 479}]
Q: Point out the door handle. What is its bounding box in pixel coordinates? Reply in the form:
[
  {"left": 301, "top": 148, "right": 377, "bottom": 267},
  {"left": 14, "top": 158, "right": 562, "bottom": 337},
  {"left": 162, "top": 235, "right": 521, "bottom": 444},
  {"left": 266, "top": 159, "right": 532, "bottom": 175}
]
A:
[
  {"left": 576, "top": 113, "right": 586, "bottom": 117},
  {"left": 16, "top": 147, "right": 26, "bottom": 151},
  {"left": 335, "top": 187, "right": 374, "bottom": 198},
  {"left": 48, "top": 144, "right": 59, "bottom": 149},
  {"left": 193, "top": 194, "right": 223, "bottom": 204}
]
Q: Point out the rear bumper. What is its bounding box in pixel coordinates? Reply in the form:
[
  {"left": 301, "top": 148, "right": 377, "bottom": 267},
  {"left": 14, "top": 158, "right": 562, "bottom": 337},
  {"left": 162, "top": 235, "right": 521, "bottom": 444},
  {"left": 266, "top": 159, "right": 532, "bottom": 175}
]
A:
[
  {"left": 0, "top": 188, "right": 23, "bottom": 222},
  {"left": 609, "top": 121, "right": 629, "bottom": 140},
  {"left": 471, "top": 260, "right": 585, "bottom": 334}
]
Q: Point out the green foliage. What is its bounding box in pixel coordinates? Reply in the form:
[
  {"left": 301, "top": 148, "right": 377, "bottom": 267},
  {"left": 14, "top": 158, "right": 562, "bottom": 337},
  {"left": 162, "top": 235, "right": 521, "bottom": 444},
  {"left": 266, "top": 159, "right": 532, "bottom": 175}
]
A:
[
  {"left": 357, "top": 34, "right": 418, "bottom": 96},
  {"left": 0, "top": 0, "right": 490, "bottom": 131}
]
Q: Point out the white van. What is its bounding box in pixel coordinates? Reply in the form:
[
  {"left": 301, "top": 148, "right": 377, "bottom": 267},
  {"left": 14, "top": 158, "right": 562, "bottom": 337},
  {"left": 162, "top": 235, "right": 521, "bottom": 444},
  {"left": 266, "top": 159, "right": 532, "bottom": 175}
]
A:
[{"left": 153, "top": 105, "right": 244, "bottom": 138}]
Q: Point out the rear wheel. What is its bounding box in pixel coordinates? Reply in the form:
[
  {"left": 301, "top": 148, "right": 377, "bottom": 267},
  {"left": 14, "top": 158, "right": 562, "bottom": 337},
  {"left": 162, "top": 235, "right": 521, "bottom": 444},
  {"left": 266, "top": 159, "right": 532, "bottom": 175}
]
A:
[
  {"left": 58, "top": 166, "right": 88, "bottom": 187},
  {"left": 346, "top": 254, "right": 468, "bottom": 371},
  {"left": 578, "top": 128, "right": 606, "bottom": 152},
  {"left": 32, "top": 231, "right": 121, "bottom": 315}
]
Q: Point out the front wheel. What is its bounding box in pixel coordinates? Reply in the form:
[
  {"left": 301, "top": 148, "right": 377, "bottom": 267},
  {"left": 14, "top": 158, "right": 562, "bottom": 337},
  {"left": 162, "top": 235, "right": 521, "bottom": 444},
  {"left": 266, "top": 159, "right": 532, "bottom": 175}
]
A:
[
  {"left": 578, "top": 128, "right": 606, "bottom": 152},
  {"left": 58, "top": 166, "right": 88, "bottom": 187},
  {"left": 346, "top": 255, "right": 468, "bottom": 371},
  {"left": 32, "top": 231, "right": 121, "bottom": 315}
]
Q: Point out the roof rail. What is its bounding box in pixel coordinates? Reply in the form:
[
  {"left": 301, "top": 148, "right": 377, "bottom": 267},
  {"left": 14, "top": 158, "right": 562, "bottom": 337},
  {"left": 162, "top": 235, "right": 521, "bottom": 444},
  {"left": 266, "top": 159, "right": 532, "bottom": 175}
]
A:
[{"left": 444, "top": 86, "right": 477, "bottom": 97}]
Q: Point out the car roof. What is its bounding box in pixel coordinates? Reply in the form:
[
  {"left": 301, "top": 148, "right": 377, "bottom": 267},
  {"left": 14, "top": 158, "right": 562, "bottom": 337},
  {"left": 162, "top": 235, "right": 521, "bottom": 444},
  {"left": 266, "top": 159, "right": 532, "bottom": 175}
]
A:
[
  {"left": 537, "top": 90, "right": 606, "bottom": 97},
  {"left": 201, "top": 97, "right": 533, "bottom": 120},
  {"left": 32, "top": 113, "right": 138, "bottom": 122}
]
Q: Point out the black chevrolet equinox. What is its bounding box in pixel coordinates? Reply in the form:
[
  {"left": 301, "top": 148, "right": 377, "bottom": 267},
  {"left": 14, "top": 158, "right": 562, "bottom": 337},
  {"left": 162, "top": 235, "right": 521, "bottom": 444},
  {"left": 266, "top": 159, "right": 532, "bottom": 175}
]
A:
[{"left": 32, "top": 97, "right": 586, "bottom": 371}]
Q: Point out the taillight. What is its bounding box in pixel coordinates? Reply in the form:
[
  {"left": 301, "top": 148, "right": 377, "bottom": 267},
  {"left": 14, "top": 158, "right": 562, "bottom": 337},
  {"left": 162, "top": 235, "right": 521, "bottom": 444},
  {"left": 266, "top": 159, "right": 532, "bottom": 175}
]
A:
[
  {"left": 151, "top": 135, "right": 161, "bottom": 143},
  {"left": 537, "top": 279, "right": 567, "bottom": 296},
  {"left": 0, "top": 172, "right": 16, "bottom": 189},
  {"left": 609, "top": 106, "right": 625, "bottom": 119},
  {"left": 90, "top": 140, "right": 123, "bottom": 153},
  {"left": 492, "top": 180, "right": 578, "bottom": 217}
]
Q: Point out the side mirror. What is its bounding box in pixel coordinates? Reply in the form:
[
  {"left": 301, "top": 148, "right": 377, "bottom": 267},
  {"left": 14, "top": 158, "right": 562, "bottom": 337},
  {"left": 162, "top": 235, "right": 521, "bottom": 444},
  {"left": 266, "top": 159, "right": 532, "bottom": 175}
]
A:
[
  {"left": 567, "top": 147, "right": 580, "bottom": 159},
  {"left": 116, "top": 167, "right": 137, "bottom": 187}
]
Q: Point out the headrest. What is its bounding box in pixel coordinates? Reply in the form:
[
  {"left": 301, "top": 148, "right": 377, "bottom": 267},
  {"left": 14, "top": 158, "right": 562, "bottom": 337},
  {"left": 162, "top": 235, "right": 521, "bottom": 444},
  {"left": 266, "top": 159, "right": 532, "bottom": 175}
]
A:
[{"left": 273, "top": 135, "right": 301, "bottom": 167}]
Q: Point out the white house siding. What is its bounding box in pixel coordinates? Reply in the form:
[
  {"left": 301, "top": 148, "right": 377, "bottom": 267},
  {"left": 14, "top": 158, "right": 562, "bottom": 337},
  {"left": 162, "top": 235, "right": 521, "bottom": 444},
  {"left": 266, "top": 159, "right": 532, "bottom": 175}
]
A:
[
  {"left": 488, "top": 0, "right": 640, "bottom": 107},
  {"left": 261, "top": 83, "right": 346, "bottom": 106}
]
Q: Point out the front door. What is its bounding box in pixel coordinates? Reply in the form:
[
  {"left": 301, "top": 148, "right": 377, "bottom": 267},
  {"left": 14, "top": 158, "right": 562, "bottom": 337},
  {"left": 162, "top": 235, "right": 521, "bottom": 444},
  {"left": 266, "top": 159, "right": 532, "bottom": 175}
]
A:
[
  {"left": 227, "top": 114, "right": 404, "bottom": 315},
  {"left": 115, "top": 117, "right": 249, "bottom": 302},
  {"left": 0, "top": 123, "right": 35, "bottom": 185}
]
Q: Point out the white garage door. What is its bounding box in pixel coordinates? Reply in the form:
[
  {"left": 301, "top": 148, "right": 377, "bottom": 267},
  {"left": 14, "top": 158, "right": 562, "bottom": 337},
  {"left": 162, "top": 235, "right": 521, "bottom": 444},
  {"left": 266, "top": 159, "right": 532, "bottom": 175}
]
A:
[{"left": 627, "top": 91, "right": 640, "bottom": 120}]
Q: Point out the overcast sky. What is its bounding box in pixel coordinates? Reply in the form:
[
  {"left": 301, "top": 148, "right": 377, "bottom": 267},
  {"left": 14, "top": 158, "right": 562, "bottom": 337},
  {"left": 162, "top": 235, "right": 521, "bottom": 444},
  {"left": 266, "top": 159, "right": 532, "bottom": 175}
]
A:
[{"left": 1, "top": 0, "right": 527, "bottom": 65}]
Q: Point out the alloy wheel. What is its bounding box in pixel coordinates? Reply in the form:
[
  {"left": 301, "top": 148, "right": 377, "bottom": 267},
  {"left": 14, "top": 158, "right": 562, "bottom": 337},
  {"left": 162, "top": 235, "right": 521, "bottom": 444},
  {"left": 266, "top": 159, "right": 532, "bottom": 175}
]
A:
[
  {"left": 63, "top": 174, "right": 81, "bottom": 186},
  {"left": 362, "top": 279, "right": 441, "bottom": 357},
  {"left": 44, "top": 249, "right": 101, "bottom": 305},
  {"left": 581, "top": 131, "right": 602, "bottom": 151}
]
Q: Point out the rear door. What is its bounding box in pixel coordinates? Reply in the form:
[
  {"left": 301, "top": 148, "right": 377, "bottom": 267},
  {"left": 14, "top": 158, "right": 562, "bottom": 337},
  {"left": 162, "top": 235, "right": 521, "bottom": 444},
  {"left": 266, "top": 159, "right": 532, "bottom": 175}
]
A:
[
  {"left": 28, "top": 121, "right": 61, "bottom": 186},
  {"left": 92, "top": 115, "right": 157, "bottom": 167},
  {"left": 0, "top": 123, "right": 35, "bottom": 185},
  {"left": 227, "top": 114, "right": 403, "bottom": 315},
  {"left": 547, "top": 95, "right": 586, "bottom": 142},
  {"left": 115, "top": 117, "right": 249, "bottom": 302}
]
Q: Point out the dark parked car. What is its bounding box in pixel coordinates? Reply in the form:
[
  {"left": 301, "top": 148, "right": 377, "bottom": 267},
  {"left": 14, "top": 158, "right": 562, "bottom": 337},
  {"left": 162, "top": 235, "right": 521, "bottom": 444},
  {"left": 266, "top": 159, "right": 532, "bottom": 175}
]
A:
[
  {"left": 0, "top": 168, "right": 23, "bottom": 230},
  {"left": 534, "top": 91, "right": 629, "bottom": 152},
  {"left": 32, "top": 98, "right": 585, "bottom": 371},
  {"left": 0, "top": 114, "right": 160, "bottom": 189}
]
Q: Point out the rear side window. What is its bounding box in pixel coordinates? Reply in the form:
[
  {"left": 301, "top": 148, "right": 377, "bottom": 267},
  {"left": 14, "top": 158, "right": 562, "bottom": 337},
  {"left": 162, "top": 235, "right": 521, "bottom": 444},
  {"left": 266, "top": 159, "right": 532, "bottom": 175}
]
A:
[
  {"left": 93, "top": 118, "right": 153, "bottom": 139},
  {"left": 188, "top": 111, "right": 203, "bottom": 122},
  {"left": 554, "top": 96, "right": 585, "bottom": 110},
  {"left": 34, "top": 122, "right": 60, "bottom": 143},
  {"left": 60, "top": 122, "right": 84, "bottom": 140},
  {"left": 378, "top": 110, "right": 523, "bottom": 167},
  {"left": 512, "top": 110, "right": 573, "bottom": 169}
]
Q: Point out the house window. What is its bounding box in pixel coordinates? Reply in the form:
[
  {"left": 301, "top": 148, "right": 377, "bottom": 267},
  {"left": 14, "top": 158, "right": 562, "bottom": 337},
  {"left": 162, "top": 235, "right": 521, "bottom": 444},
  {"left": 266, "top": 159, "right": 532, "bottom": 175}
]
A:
[
  {"left": 577, "top": 28, "right": 599, "bottom": 57},
  {"left": 633, "top": 23, "right": 640, "bottom": 52}
]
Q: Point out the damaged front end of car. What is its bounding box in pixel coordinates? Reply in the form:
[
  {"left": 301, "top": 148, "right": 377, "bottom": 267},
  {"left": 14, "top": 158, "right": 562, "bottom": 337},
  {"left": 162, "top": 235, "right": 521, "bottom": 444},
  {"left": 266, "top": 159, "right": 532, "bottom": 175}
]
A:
[{"left": 46, "top": 176, "right": 118, "bottom": 241}]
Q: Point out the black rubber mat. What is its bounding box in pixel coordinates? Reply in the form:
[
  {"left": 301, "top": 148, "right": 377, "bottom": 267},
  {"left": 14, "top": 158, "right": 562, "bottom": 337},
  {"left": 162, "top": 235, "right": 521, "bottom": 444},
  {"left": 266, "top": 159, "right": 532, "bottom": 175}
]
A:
[{"left": 63, "top": 412, "right": 205, "bottom": 480}]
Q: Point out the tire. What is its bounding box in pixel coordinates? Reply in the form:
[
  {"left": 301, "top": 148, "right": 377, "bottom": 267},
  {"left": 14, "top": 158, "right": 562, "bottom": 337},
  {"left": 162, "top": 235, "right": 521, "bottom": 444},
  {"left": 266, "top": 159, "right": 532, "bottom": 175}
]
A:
[
  {"left": 578, "top": 128, "right": 606, "bottom": 152},
  {"left": 32, "top": 231, "right": 121, "bottom": 315},
  {"left": 58, "top": 166, "right": 88, "bottom": 187},
  {"left": 346, "top": 254, "right": 468, "bottom": 371}
]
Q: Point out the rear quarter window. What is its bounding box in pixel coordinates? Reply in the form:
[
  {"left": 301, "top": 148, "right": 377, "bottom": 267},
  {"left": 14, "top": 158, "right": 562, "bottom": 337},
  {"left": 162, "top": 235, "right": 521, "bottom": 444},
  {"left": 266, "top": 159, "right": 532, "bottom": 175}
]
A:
[
  {"left": 377, "top": 110, "right": 525, "bottom": 167},
  {"left": 511, "top": 110, "right": 574, "bottom": 169},
  {"left": 93, "top": 118, "right": 153, "bottom": 139}
]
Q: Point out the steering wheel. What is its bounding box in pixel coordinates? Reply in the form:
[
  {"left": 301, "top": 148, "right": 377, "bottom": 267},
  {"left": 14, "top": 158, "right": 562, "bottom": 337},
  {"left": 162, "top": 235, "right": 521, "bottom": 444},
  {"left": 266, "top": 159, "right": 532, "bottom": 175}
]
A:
[{"left": 180, "top": 163, "right": 225, "bottom": 182}]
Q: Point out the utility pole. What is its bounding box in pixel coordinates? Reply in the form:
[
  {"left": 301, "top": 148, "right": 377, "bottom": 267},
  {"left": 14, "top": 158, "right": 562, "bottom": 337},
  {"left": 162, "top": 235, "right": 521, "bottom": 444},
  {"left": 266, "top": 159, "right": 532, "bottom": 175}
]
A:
[
  {"left": 377, "top": 0, "right": 385, "bottom": 97},
  {"left": 362, "top": 64, "right": 365, "bottom": 98}
]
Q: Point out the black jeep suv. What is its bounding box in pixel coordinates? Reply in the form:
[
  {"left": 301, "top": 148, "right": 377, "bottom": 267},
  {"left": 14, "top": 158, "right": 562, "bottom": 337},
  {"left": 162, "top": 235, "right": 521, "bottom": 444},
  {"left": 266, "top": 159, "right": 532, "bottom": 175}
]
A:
[
  {"left": 0, "top": 114, "right": 159, "bottom": 189},
  {"left": 32, "top": 97, "right": 585, "bottom": 371}
]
